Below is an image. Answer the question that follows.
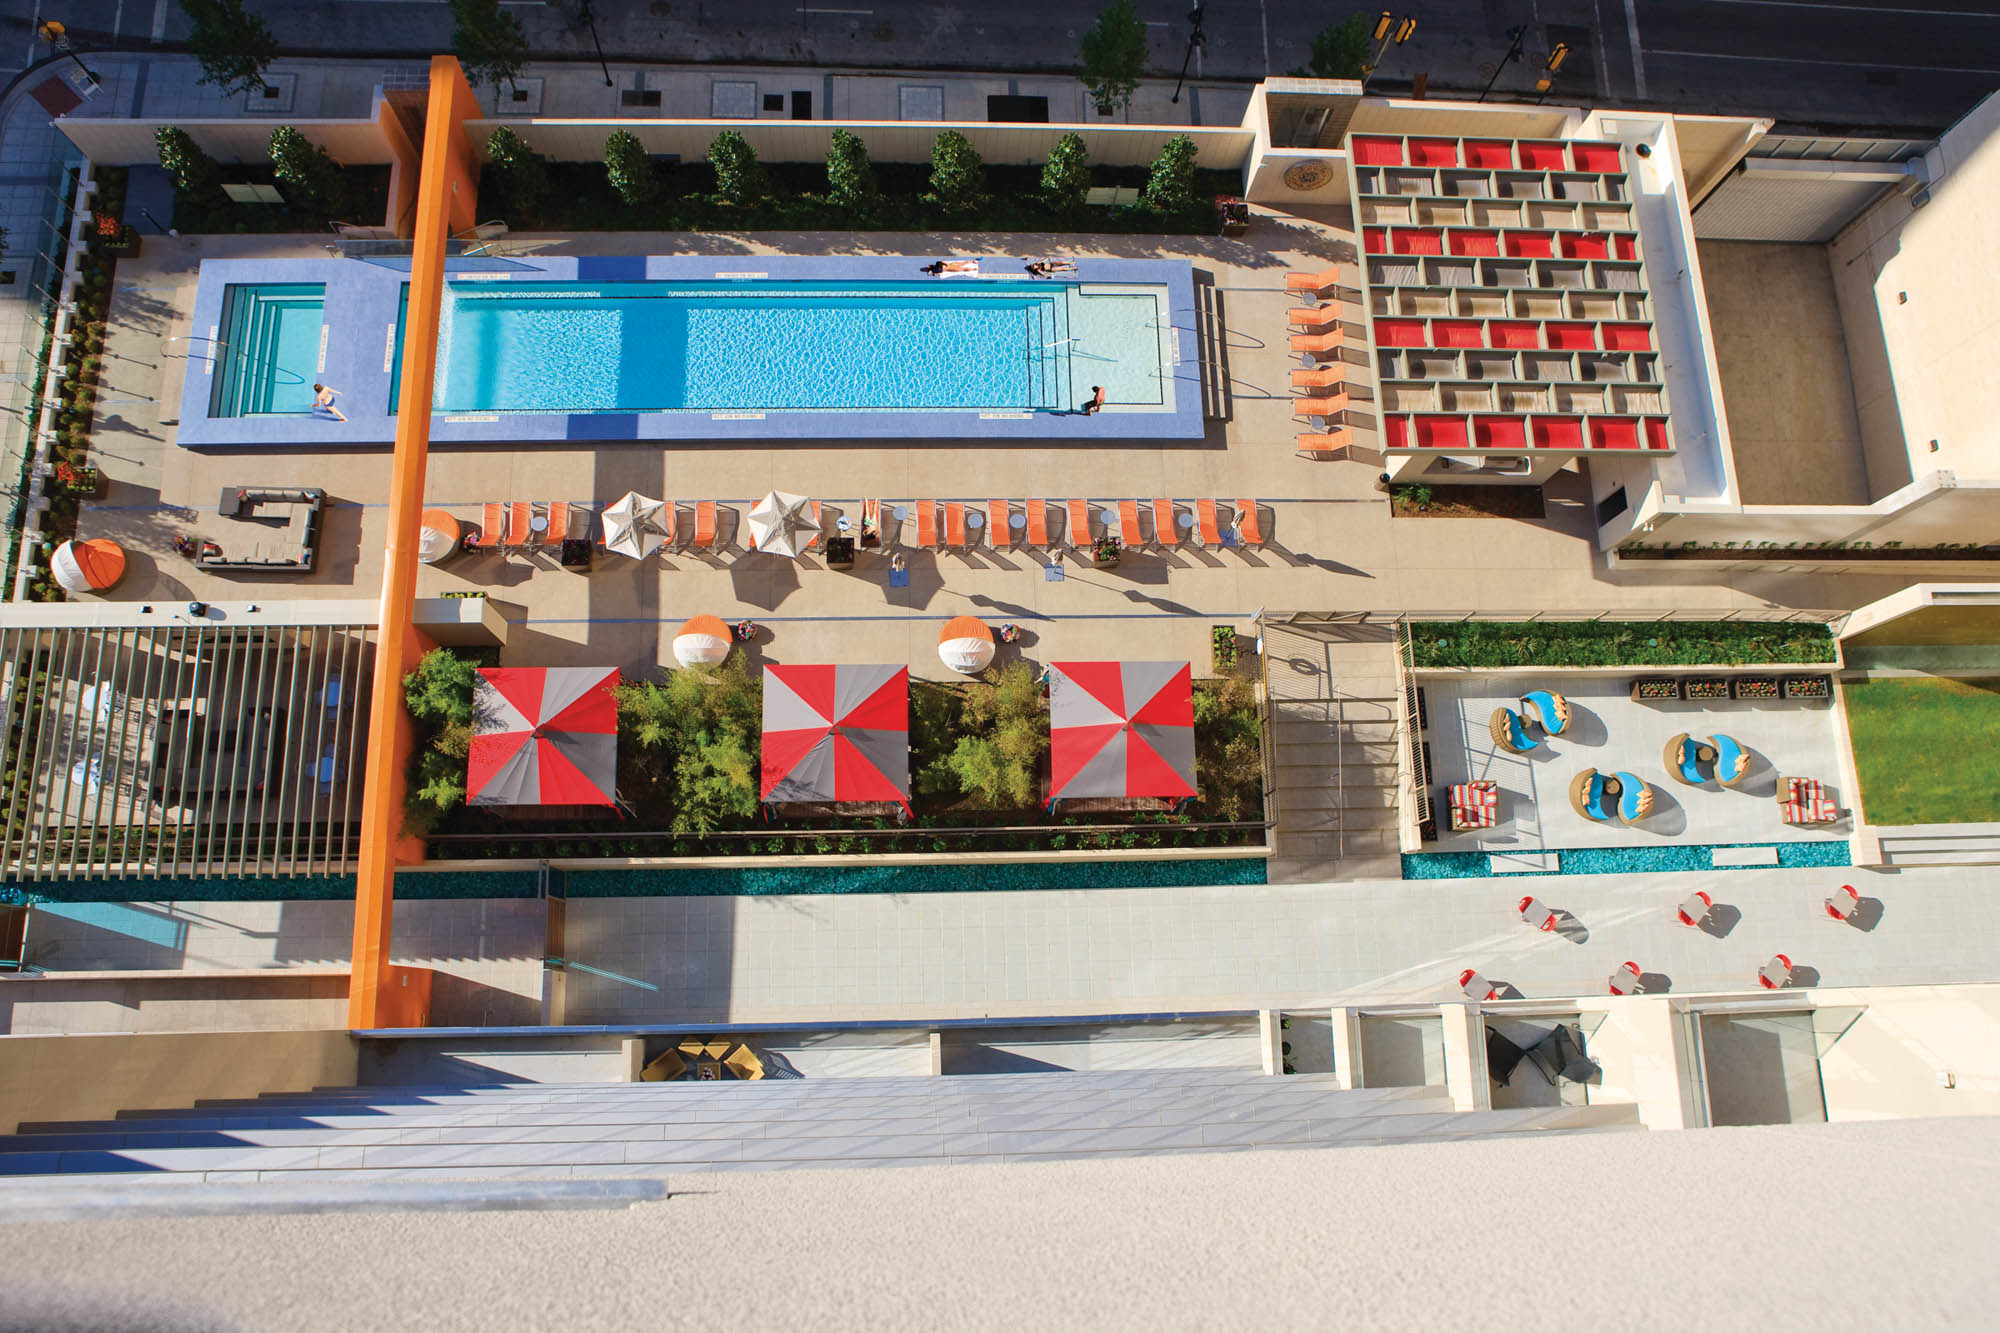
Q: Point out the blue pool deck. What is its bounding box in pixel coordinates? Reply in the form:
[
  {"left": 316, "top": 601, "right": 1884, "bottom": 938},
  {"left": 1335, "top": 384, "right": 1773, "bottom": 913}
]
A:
[{"left": 174, "top": 254, "right": 1204, "bottom": 448}]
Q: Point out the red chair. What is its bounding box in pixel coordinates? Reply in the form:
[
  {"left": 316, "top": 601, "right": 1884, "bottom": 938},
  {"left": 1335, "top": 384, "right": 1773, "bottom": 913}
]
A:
[
  {"left": 1458, "top": 968, "right": 1500, "bottom": 1002},
  {"left": 1516, "top": 895, "right": 1557, "bottom": 931},
  {"left": 1757, "top": 954, "right": 1795, "bottom": 989},
  {"left": 1675, "top": 890, "right": 1714, "bottom": 928},
  {"left": 1824, "top": 884, "right": 1861, "bottom": 922},
  {"left": 1608, "top": 961, "right": 1642, "bottom": 996}
]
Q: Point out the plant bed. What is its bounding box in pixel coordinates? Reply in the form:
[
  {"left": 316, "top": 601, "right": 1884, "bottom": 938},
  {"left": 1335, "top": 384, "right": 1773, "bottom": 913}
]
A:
[
  {"left": 1782, "top": 675, "right": 1831, "bottom": 700},
  {"left": 1684, "top": 677, "right": 1732, "bottom": 702},
  {"left": 1413, "top": 619, "right": 1837, "bottom": 668},
  {"left": 1211, "top": 626, "right": 1239, "bottom": 674},
  {"left": 170, "top": 164, "right": 392, "bottom": 235},
  {"left": 1391, "top": 482, "right": 1546, "bottom": 520},
  {"left": 1731, "top": 676, "right": 1781, "bottom": 701},
  {"left": 1631, "top": 677, "right": 1680, "bottom": 702},
  {"left": 1093, "top": 536, "right": 1123, "bottom": 567}
]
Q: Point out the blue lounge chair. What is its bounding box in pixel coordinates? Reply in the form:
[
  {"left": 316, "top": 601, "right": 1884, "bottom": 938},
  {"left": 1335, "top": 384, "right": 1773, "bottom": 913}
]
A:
[
  {"left": 1664, "top": 731, "right": 1706, "bottom": 784},
  {"left": 1520, "top": 689, "right": 1571, "bottom": 736},
  {"left": 1711, "top": 734, "right": 1749, "bottom": 787},
  {"left": 1569, "top": 768, "right": 1614, "bottom": 821},
  {"left": 1615, "top": 771, "right": 1654, "bottom": 822},
  {"left": 1490, "top": 706, "right": 1540, "bottom": 754}
]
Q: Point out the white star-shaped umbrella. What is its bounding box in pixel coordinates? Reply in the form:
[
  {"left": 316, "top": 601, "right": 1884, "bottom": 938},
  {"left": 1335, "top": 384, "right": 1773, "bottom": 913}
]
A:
[
  {"left": 747, "top": 491, "right": 818, "bottom": 559},
  {"left": 603, "top": 492, "right": 668, "bottom": 559}
]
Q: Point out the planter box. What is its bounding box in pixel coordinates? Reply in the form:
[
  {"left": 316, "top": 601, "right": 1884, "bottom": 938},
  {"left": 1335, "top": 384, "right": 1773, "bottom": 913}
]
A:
[
  {"left": 1731, "top": 676, "right": 1781, "bottom": 701},
  {"left": 1684, "top": 677, "right": 1732, "bottom": 701},
  {"left": 1782, "top": 674, "right": 1831, "bottom": 700},
  {"left": 1630, "top": 677, "right": 1680, "bottom": 702}
]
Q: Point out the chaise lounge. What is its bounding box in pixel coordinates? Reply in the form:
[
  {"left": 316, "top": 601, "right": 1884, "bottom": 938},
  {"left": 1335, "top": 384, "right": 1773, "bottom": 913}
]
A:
[
  {"left": 1449, "top": 779, "right": 1500, "bottom": 831},
  {"left": 1569, "top": 768, "right": 1615, "bottom": 822},
  {"left": 1777, "top": 775, "right": 1841, "bottom": 824},
  {"left": 1490, "top": 706, "right": 1540, "bottom": 754},
  {"left": 1710, "top": 733, "right": 1750, "bottom": 786},
  {"left": 1519, "top": 689, "right": 1571, "bottom": 736}
]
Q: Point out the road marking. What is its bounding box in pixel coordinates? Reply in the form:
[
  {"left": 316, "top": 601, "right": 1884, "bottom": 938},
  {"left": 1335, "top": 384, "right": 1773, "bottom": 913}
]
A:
[
  {"left": 151, "top": 0, "right": 170, "bottom": 40},
  {"left": 1260, "top": 0, "right": 1270, "bottom": 74},
  {"left": 1686, "top": 0, "right": 2000, "bottom": 16},
  {"left": 799, "top": 7, "right": 874, "bottom": 13},
  {"left": 1621, "top": 0, "right": 1648, "bottom": 98},
  {"left": 1649, "top": 48, "right": 2000, "bottom": 74}
]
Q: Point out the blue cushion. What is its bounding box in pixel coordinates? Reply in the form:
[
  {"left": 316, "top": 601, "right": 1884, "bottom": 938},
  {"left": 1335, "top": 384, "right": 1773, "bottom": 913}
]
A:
[
  {"left": 1522, "top": 690, "right": 1566, "bottom": 735},
  {"left": 1712, "top": 734, "right": 1745, "bottom": 782},
  {"left": 1616, "top": 772, "right": 1647, "bottom": 820},
  {"left": 1583, "top": 777, "right": 1613, "bottom": 821},
  {"left": 1505, "top": 710, "right": 1539, "bottom": 751},
  {"left": 1674, "top": 740, "right": 1705, "bottom": 784}
]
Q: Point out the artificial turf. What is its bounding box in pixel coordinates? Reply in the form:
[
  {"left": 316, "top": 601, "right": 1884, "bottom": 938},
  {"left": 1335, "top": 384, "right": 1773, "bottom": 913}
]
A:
[{"left": 1843, "top": 677, "right": 2000, "bottom": 825}]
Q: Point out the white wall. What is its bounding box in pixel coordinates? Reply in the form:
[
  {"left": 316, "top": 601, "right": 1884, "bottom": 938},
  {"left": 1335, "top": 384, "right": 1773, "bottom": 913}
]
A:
[
  {"left": 1816, "top": 985, "right": 2000, "bottom": 1120},
  {"left": 1629, "top": 471, "right": 2000, "bottom": 551}
]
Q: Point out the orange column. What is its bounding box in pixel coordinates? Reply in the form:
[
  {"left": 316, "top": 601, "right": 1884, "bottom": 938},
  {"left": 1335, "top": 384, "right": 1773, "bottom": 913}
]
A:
[{"left": 348, "top": 55, "right": 482, "bottom": 1029}]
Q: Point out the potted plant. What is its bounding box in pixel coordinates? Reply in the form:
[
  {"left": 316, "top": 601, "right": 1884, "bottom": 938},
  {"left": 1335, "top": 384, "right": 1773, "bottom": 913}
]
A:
[
  {"left": 1685, "top": 678, "right": 1731, "bottom": 701},
  {"left": 1631, "top": 678, "right": 1679, "bottom": 702},
  {"left": 1093, "top": 535, "right": 1122, "bottom": 567},
  {"left": 93, "top": 211, "right": 138, "bottom": 257},
  {"left": 1211, "top": 625, "right": 1238, "bottom": 673},
  {"left": 1782, "top": 675, "right": 1830, "bottom": 701},
  {"left": 1732, "top": 677, "right": 1781, "bottom": 701},
  {"left": 52, "top": 461, "right": 102, "bottom": 498}
]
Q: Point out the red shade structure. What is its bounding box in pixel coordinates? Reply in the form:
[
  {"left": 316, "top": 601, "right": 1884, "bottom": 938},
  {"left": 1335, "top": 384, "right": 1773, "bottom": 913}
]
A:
[
  {"left": 761, "top": 663, "right": 910, "bottom": 807},
  {"left": 467, "top": 667, "right": 620, "bottom": 807},
  {"left": 1048, "top": 661, "right": 1196, "bottom": 803}
]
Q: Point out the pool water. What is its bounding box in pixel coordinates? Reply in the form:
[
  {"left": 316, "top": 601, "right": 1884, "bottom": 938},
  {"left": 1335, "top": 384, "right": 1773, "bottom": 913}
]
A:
[
  {"left": 428, "top": 280, "right": 1079, "bottom": 414},
  {"left": 1401, "top": 841, "right": 1852, "bottom": 879},
  {"left": 208, "top": 283, "right": 324, "bottom": 416}
]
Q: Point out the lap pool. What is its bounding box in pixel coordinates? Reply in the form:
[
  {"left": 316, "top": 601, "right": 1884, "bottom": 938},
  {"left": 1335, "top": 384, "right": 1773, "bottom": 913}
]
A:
[{"left": 178, "top": 255, "right": 1202, "bottom": 447}]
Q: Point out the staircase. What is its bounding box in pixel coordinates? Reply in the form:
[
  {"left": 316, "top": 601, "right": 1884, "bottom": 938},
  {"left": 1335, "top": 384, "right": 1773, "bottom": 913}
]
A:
[
  {"left": 1262, "top": 619, "right": 1409, "bottom": 881},
  {"left": 0, "top": 1069, "right": 1635, "bottom": 1188},
  {"left": 1020, "top": 293, "right": 1071, "bottom": 411}
]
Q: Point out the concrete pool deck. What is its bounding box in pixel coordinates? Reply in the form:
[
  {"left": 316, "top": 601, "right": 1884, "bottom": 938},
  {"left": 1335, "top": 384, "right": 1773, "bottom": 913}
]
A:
[{"left": 173, "top": 254, "right": 1200, "bottom": 446}]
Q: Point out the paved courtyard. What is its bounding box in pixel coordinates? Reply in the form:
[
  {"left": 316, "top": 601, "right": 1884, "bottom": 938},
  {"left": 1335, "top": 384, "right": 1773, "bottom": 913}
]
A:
[{"left": 1422, "top": 672, "right": 1849, "bottom": 860}]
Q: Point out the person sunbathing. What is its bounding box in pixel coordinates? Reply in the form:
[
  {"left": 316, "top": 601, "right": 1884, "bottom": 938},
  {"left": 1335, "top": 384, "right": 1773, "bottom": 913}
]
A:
[{"left": 1025, "top": 259, "right": 1077, "bottom": 277}]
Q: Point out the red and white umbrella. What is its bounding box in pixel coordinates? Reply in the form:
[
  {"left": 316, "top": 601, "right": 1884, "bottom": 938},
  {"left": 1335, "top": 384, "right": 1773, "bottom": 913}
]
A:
[
  {"left": 760, "top": 663, "right": 909, "bottom": 805},
  {"left": 467, "top": 666, "right": 620, "bottom": 806},
  {"left": 1048, "top": 660, "right": 1196, "bottom": 800}
]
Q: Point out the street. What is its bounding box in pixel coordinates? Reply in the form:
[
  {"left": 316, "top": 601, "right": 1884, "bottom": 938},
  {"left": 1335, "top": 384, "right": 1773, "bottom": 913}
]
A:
[{"left": 3, "top": 1, "right": 1997, "bottom": 133}]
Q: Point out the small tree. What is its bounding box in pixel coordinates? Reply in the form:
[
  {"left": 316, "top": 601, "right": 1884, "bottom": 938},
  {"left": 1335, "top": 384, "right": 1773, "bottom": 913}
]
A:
[
  {"left": 707, "top": 130, "right": 766, "bottom": 208},
  {"left": 180, "top": 0, "right": 278, "bottom": 97},
  {"left": 943, "top": 663, "right": 1048, "bottom": 808},
  {"left": 156, "top": 126, "right": 220, "bottom": 197},
  {"left": 1079, "top": 1, "right": 1147, "bottom": 115},
  {"left": 825, "top": 128, "right": 878, "bottom": 217},
  {"left": 401, "top": 648, "right": 479, "bottom": 834},
  {"left": 1040, "top": 131, "right": 1091, "bottom": 213},
  {"left": 1304, "top": 14, "right": 1371, "bottom": 79},
  {"left": 449, "top": 0, "right": 529, "bottom": 96},
  {"left": 604, "top": 130, "right": 658, "bottom": 208},
  {"left": 1142, "top": 134, "right": 1198, "bottom": 213},
  {"left": 486, "top": 126, "right": 548, "bottom": 215},
  {"left": 268, "top": 126, "right": 347, "bottom": 215},
  {"left": 925, "top": 130, "right": 985, "bottom": 214}
]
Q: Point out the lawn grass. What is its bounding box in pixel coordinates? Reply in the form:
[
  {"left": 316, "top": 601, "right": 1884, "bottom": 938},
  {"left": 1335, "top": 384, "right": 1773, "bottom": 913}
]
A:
[
  {"left": 1411, "top": 620, "right": 1837, "bottom": 668},
  {"left": 1843, "top": 677, "right": 2000, "bottom": 825}
]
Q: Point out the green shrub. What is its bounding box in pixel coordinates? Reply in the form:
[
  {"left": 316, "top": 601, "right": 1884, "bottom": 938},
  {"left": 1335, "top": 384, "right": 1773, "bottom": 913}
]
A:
[
  {"left": 707, "top": 130, "right": 766, "bottom": 207},
  {"left": 1410, "top": 620, "right": 1838, "bottom": 668},
  {"left": 1040, "top": 132, "right": 1091, "bottom": 212},
  {"left": 486, "top": 126, "right": 548, "bottom": 214},
  {"left": 268, "top": 126, "right": 347, "bottom": 215},
  {"left": 156, "top": 126, "right": 219, "bottom": 197},
  {"left": 1080, "top": 1, "right": 1147, "bottom": 114},
  {"left": 404, "top": 647, "right": 478, "bottom": 725},
  {"left": 183, "top": 0, "right": 277, "bottom": 96},
  {"left": 1143, "top": 135, "right": 1198, "bottom": 213},
  {"left": 449, "top": 0, "right": 528, "bottom": 93},
  {"left": 925, "top": 131, "right": 985, "bottom": 213},
  {"left": 825, "top": 128, "right": 878, "bottom": 217},
  {"left": 1302, "top": 14, "right": 1371, "bottom": 79},
  {"left": 604, "top": 130, "right": 658, "bottom": 208}
]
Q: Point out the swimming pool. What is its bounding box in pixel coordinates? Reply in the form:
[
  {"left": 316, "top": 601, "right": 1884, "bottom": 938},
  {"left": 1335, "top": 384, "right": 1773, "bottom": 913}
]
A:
[
  {"left": 418, "top": 280, "right": 1076, "bottom": 414},
  {"left": 177, "top": 255, "right": 1203, "bottom": 446},
  {"left": 208, "top": 282, "right": 324, "bottom": 417}
]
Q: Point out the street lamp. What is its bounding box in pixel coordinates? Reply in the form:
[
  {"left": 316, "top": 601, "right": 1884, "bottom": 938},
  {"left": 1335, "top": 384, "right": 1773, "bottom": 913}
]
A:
[
  {"left": 1362, "top": 12, "right": 1419, "bottom": 88},
  {"left": 1479, "top": 25, "right": 1528, "bottom": 102},
  {"left": 1171, "top": 4, "right": 1207, "bottom": 106},
  {"left": 577, "top": 1, "right": 614, "bottom": 89},
  {"left": 35, "top": 20, "right": 100, "bottom": 88}
]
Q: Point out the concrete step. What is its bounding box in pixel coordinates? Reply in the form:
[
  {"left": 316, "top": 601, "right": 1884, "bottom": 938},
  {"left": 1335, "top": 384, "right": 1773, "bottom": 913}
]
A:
[{"left": 1276, "top": 785, "right": 1400, "bottom": 814}]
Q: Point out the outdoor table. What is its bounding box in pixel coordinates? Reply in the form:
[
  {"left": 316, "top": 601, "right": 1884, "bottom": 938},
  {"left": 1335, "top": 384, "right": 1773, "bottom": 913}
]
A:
[
  {"left": 1177, "top": 511, "right": 1194, "bottom": 531},
  {"left": 967, "top": 508, "right": 984, "bottom": 528},
  {"left": 530, "top": 513, "right": 549, "bottom": 535},
  {"left": 890, "top": 505, "right": 908, "bottom": 522},
  {"left": 1099, "top": 506, "right": 1119, "bottom": 529},
  {"left": 1009, "top": 512, "right": 1026, "bottom": 531}
]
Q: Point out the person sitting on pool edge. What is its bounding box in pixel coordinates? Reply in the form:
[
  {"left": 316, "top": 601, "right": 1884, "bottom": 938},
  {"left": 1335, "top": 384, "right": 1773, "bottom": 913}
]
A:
[
  {"left": 1080, "top": 385, "right": 1106, "bottom": 415},
  {"left": 311, "top": 383, "right": 346, "bottom": 422}
]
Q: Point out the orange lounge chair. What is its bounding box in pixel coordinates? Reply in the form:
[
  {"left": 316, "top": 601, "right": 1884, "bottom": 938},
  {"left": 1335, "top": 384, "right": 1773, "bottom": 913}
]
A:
[
  {"left": 503, "top": 501, "right": 532, "bottom": 550},
  {"left": 1233, "top": 500, "right": 1266, "bottom": 546},
  {"left": 1286, "top": 266, "right": 1342, "bottom": 298},
  {"left": 545, "top": 500, "right": 570, "bottom": 543},
  {"left": 1292, "top": 366, "right": 1347, "bottom": 391},
  {"left": 1286, "top": 304, "right": 1341, "bottom": 330},
  {"left": 1151, "top": 498, "right": 1179, "bottom": 547},
  {"left": 475, "top": 502, "right": 503, "bottom": 550},
  {"left": 944, "top": 501, "right": 968, "bottom": 547},
  {"left": 691, "top": 501, "right": 717, "bottom": 550},
  {"left": 860, "top": 498, "right": 882, "bottom": 545},
  {"left": 804, "top": 498, "right": 822, "bottom": 551},
  {"left": 1297, "top": 429, "right": 1353, "bottom": 458},
  {"left": 1294, "top": 392, "right": 1350, "bottom": 422},
  {"left": 654, "top": 499, "right": 676, "bottom": 549},
  {"left": 1196, "top": 498, "right": 1223, "bottom": 546},
  {"left": 1066, "top": 498, "right": 1093, "bottom": 549},
  {"left": 988, "top": 500, "right": 1012, "bottom": 547},
  {"left": 1117, "top": 499, "right": 1142, "bottom": 547},
  {"left": 1290, "top": 329, "right": 1345, "bottom": 358},
  {"left": 914, "top": 501, "right": 938, "bottom": 548},
  {"left": 1024, "top": 498, "right": 1048, "bottom": 546}
]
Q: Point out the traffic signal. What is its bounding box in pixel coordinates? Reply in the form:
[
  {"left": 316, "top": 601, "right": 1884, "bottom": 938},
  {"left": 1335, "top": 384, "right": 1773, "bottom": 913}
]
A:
[
  {"left": 1373, "top": 11, "right": 1395, "bottom": 41},
  {"left": 1394, "top": 18, "right": 1417, "bottom": 43},
  {"left": 1545, "top": 42, "right": 1569, "bottom": 73}
]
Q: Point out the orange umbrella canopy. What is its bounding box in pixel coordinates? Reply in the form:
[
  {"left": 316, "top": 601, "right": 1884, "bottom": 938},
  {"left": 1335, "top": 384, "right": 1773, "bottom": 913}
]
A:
[
  {"left": 673, "top": 614, "right": 733, "bottom": 667},
  {"left": 938, "top": 616, "right": 995, "bottom": 674},
  {"left": 51, "top": 538, "right": 125, "bottom": 593}
]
